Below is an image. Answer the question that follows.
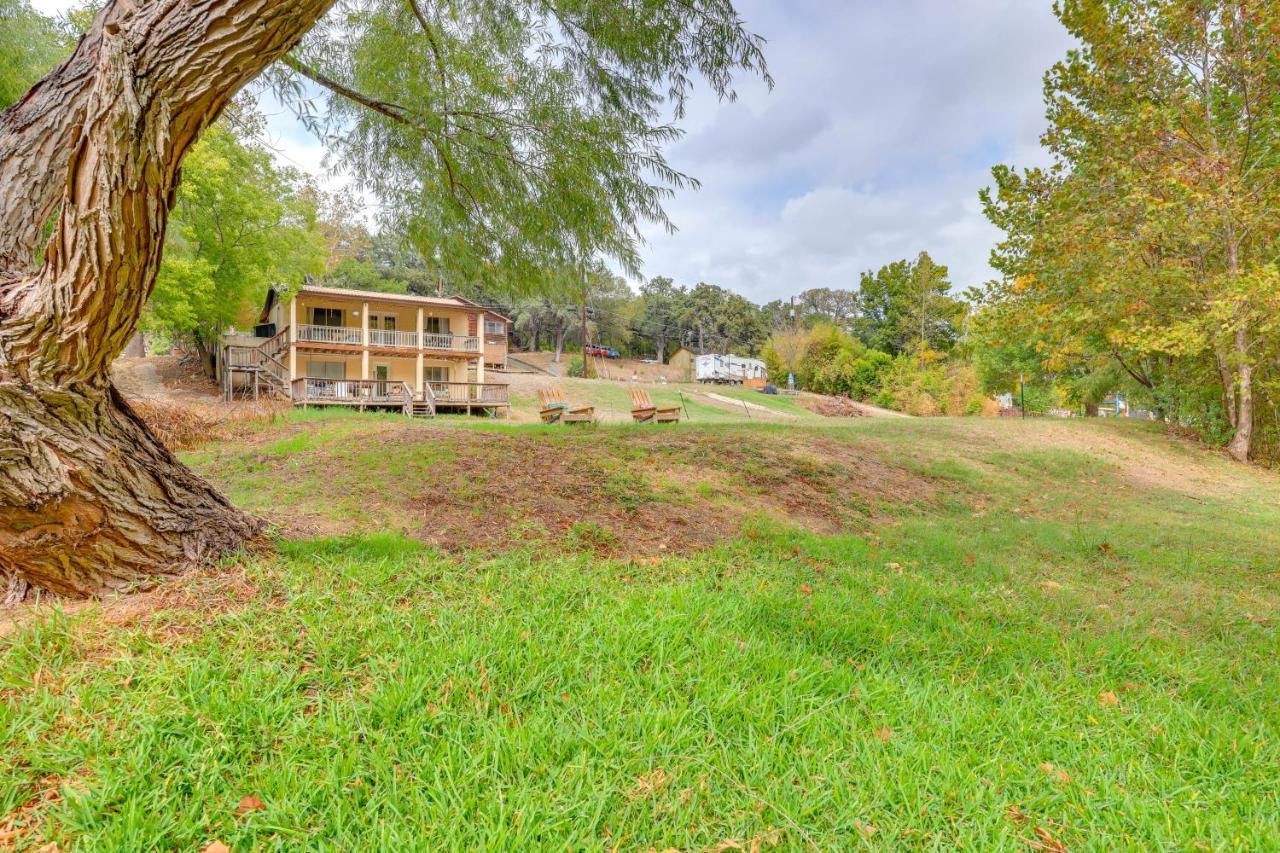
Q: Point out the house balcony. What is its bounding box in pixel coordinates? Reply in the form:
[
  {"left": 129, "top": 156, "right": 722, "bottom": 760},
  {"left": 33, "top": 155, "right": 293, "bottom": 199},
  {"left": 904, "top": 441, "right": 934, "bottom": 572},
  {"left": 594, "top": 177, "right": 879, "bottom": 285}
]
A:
[{"left": 295, "top": 324, "right": 481, "bottom": 354}]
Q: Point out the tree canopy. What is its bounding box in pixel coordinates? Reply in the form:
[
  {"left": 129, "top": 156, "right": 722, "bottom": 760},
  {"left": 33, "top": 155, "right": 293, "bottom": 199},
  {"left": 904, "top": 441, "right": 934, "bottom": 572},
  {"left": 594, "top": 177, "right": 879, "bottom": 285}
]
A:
[
  {"left": 0, "top": 0, "right": 67, "bottom": 109},
  {"left": 978, "top": 0, "right": 1280, "bottom": 460},
  {"left": 270, "top": 0, "right": 771, "bottom": 293},
  {"left": 145, "top": 120, "right": 327, "bottom": 359}
]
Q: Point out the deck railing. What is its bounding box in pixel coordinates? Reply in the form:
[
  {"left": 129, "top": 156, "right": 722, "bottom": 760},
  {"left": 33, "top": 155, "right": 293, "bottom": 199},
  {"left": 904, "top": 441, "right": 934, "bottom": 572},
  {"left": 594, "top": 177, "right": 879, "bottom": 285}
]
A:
[
  {"left": 291, "top": 377, "right": 412, "bottom": 404},
  {"left": 426, "top": 382, "right": 509, "bottom": 404},
  {"left": 225, "top": 345, "right": 260, "bottom": 368}
]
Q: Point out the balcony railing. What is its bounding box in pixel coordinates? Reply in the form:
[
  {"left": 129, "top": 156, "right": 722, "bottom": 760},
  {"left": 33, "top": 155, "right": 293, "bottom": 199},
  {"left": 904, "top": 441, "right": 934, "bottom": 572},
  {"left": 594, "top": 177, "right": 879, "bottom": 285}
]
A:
[
  {"left": 296, "top": 324, "right": 480, "bottom": 353},
  {"left": 296, "top": 324, "right": 363, "bottom": 345},
  {"left": 369, "top": 328, "right": 417, "bottom": 348},
  {"left": 422, "top": 333, "right": 481, "bottom": 353}
]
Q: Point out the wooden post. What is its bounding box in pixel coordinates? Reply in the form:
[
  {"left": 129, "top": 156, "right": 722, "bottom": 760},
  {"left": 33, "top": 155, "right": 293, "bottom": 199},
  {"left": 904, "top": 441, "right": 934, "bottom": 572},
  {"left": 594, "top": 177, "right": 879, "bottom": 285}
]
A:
[
  {"left": 361, "top": 301, "right": 370, "bottom": 380},
  {"left": 416, "top": 307, "right": 425, "bottom": 397},
  {"left": 288, "top": 296, "right": 297, "bottom": 380}
]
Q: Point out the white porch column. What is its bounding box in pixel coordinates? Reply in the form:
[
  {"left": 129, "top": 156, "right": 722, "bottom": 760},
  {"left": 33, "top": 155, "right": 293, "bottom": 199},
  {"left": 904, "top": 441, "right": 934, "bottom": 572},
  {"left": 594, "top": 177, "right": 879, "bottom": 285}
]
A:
[
  {"left": 287, "top": 296, "right": 297, "bottom": 379},
  {"left": 476, "top": 355, "right": 485, "bottom": 384},
  {"left": 360, "top": 301, "right": 370, "bottom": 380},
  {"left": 416, "top": 307, "right": 425, "bottom": 395}
]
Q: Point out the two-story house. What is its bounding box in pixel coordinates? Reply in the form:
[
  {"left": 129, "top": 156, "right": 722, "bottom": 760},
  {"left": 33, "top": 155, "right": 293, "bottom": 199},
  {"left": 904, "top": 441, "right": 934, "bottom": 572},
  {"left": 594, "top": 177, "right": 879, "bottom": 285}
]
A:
[{"left": 220, "top": 284, "right": 510, "bottom": 416}]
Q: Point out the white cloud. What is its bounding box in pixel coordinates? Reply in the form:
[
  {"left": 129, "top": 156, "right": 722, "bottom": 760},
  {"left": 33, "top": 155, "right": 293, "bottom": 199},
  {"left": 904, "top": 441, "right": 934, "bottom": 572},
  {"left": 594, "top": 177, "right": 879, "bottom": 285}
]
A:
[
  {"left": 635, "top": 0, "right": 1075, "bottom": 299},
  {"left": 27, "top": 0, "right": 1074, "bottom": 302}
]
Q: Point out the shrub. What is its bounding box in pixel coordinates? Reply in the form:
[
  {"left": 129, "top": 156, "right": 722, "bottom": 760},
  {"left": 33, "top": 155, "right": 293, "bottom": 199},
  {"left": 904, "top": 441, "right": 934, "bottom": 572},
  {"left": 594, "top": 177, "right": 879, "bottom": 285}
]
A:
[
  {"left": 876, "top": 357, "right": 992, "bottom": 417},
  {"left": 565, "top": 354, "right": 585, "bottom": 377}
]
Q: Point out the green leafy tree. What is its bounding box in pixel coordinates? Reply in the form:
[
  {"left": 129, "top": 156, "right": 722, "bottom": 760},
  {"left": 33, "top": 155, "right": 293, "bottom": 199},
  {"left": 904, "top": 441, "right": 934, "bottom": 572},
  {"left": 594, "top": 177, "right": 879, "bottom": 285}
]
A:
[
  {"left": 270, "top": 0, "right": 770, "bottom": 295},
  {"left": 856, "top": 252, "right": 965, "bottom": 357},
  {"left": 512, "top": 295, "right": 578, "bottom": 363},
  {"left": 674, "top": 281, "right": 768, "bottom": 355},
  {"left": 144, "top": 123, "right": 326, "bottom": 365},
  {"left": 680, "top": 282, "right": 727, "bottom": 354},
  {"left": 0, "top": 0, "right": 67, "bottom": 109},
  {"left": 796, "top": 287, "right": 859, "bottom": 332},
  {"left": 587, "top": 270, "right": 636, "bottom": 352},
  {"left": 639, "top": 276, "right": 686, "bottom": 362},
  {"left": 979, "top": 0, "right": 1280, "bottom": 461}
]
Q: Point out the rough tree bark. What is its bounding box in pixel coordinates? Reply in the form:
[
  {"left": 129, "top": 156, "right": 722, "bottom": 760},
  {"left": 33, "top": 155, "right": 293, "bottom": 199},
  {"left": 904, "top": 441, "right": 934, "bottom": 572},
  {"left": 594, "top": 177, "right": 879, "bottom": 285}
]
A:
[
  {"left": 1226, "top": 327, "right": 1254, "bottom": 463},
  {"left": 0, "top": 0, "right": 334, "bottom": 597}
]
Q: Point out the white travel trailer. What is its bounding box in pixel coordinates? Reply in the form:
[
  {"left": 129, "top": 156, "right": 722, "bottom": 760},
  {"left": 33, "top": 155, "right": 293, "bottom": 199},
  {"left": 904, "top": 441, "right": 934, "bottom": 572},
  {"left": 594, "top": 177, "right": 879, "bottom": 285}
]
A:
[{"left": 694, "top": 353, "right": 768, "bottom": 384}]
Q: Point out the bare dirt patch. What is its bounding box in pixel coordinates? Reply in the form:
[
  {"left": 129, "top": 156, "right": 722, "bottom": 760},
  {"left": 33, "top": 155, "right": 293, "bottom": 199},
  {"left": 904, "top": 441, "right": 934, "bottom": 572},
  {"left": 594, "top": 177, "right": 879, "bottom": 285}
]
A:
[
  {"left": 798, "top": 393, "right": 908, "bottom": 418},
  {"left": 112, "top": 354, "right": 222, "bottom": 403}
]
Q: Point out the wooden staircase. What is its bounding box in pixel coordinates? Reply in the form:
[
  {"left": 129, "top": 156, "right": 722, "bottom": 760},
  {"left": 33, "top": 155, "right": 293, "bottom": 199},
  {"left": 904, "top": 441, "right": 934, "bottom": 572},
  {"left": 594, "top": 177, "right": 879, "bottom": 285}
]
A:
[
  {"left": 407, "top": 385, "right": 436, "bottom": 418},
  {"left": 222, "top": 327, "right": 291, "bottom": 402},
  {"left": 253, "top": 328, "right": 291, "bottom": 400}
]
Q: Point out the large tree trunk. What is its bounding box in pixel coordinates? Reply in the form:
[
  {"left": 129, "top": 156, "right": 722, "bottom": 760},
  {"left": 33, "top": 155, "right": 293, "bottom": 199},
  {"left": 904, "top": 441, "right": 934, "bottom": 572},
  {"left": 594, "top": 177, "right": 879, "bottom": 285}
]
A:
[
  {"left": 1, "top": 0, "right": 334, "bottom": 597},
  {"left": 1226, "top": 328, "right": 1253, "bottom": 463},
  {"left": 1215, "top": 348, "right": 1238, "bottom": 430}
]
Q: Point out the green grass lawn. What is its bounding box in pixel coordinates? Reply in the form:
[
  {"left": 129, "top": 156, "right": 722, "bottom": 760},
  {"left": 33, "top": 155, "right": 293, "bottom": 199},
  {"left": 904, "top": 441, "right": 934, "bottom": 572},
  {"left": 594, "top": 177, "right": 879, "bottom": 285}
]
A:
[
  {"left": 515, "top": 377, "right": 825, "bottom": 424},
  {"left": 3, "top": 414, "right": 1279, "bottom": 849}
]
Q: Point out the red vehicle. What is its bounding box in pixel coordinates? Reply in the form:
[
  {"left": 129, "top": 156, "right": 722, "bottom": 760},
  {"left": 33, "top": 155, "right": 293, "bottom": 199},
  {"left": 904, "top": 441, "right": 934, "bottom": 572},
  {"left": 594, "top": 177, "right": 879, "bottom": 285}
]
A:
[{"left": 584, "top": 345, "right": 620, "bottom": 359}]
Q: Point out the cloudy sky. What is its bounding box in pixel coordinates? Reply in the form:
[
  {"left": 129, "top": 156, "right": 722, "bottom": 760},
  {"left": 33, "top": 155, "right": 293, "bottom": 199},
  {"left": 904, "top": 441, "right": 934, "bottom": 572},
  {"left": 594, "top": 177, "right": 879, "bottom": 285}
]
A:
[
  {"left": 32, "top": 0, "right": 1075, "bottom": 302},
  {"left": 643, "top": 0, "right": 1077, "bottom": 302}
]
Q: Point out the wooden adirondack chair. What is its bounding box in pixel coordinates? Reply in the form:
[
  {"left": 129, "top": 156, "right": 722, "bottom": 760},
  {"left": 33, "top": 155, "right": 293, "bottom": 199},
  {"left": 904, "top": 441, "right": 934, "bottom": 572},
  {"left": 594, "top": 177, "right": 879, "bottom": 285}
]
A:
[
  {"left": 630, "top": 388, "right": 680, "bottom": 423},
  {"left": 538, "top": 387, "right": 595, "bottom": 424}
]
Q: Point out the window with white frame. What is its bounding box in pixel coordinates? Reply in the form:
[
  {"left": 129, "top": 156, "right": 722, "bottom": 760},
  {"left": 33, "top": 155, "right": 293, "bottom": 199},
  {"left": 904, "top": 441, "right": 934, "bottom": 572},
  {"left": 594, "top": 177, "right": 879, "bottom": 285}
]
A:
[{"left": 484, "top": 319, "right": 505, "bottom": 335}]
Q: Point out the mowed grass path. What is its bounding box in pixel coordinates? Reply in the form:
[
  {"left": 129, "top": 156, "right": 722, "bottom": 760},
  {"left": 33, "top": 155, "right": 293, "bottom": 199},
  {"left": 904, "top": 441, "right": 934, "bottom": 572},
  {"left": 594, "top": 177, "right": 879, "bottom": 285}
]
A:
[{"left": 2, "top": 414, "right": 1279, "bottom": 849}]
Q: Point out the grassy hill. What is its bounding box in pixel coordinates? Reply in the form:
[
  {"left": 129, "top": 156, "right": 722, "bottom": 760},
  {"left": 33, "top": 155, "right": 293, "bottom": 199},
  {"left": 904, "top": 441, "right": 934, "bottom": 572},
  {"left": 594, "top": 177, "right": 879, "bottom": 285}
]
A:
[{"left": 3, "top": 413, "right": 1279, "bottom": 848}]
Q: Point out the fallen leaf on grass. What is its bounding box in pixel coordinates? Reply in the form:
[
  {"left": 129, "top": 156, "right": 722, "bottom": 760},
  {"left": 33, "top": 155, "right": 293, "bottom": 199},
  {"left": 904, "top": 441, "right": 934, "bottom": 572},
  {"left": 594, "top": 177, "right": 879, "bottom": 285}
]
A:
[
  {"left": 1004, "top": 804, "right": 1030, "bottom": 826},
  {"left": 797, "top": 583, "right": 813, "bottom": 596},
  {"left": 714, "top": 827, "right": 783, "bottom": 852},
  {"left": 629, "top": 768, "right": 672, "bottom": 800},
  {"left": 1027, "top": 825, "right": 1068, "bottom": 852},
  {"left": 854, "top": 819, "right": 878, "bottom": 838},
  {"left": 236, "top": 794, "right": 264, "bottom": 815},
  {"left": 873, "top": 726, "right": 894, "bottom": 743},
  {"left": 1041, "top": 580, "right": 1064, "bottom": 590},
  {"left": 1038, "top": 762, "right": 1070, "bottom": 784},
  {"left": 1098, "top": 691, "right": 1120, "bottom": 708},
  {"left": 1096, "top": 542, "right": 1114, "bottom": 555},
  {"left": 202, "top": 843, "right": 231, "bottom": 853}
]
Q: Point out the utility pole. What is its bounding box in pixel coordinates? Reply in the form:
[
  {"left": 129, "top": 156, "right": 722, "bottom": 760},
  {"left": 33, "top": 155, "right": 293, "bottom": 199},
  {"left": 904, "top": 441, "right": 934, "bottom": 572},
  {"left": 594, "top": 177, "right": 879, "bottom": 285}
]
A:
[
  {"left": 919, "top": 265, "right": 928, "bottom": 368},
  {"left": 579, "top": 260, "right": 593, "bottom": 379}
]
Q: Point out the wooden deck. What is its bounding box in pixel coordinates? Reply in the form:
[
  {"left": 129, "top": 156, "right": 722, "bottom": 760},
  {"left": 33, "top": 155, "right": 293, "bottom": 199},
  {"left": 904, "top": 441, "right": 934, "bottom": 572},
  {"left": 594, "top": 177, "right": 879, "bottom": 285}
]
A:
[{"left": 289, "top": 378, "right": 509, "bottom": 415}]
